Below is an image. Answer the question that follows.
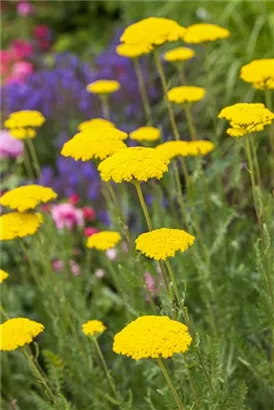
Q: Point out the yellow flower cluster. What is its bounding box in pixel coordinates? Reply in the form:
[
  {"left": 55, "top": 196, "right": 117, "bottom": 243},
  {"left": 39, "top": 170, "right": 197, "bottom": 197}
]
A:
[
  {"left": 167, "top": 86, "right": 206, "bottom": 104},
  {"left": 0, "top": 318, "right": 44, "bottom": 351},
  {"left": 0, "top": 212, "right": 43, "bottom": 241},
  {"left": 136, "top": 228, "right": 195, "bottom": 260},
  {"left": 0, "top": 270, "right": 9, "bottom": 284},
  {"left": 184, "top": 23, "right": 230, "bottom": 44},
  {"left": 98, "top": 147, "right": 170, "bottom": 183},
  {"left": 0, "top": 185, "right": 57, "bottom": 212},
  {"left": 87, "top": 80, "right": 121, "bottom": 95},
  {"left": 218, "top": 103, "right": 274, "bottom": 137},
  {"left": 82, "top": 320, "right": 106, "bottom": 337},
  {"left": 78, "top": 118, "right": 115, "bottom": 132},
  {"left": 240, "top": 59, "right": 274, "bottom": 90},
  {"left": 129, "top": 126, "right": 161, "bottom": 142},
  {"left": 4, "top": 110, "right": 45, "bottom": 140},
  {"left": 164, "top": 47, "right": 195, "bottom": 62},
  {"left": 116, "top": 43, "right": 152, "bottom": 59},
  {"left": 87, "top": 231, "right": 121, "bottom": 251},
  {"left": 113, "top": 315, "right": 192, "bottom": 360},
  {"left": 156, "top": 140, "right": 215, "bottom": 160}
]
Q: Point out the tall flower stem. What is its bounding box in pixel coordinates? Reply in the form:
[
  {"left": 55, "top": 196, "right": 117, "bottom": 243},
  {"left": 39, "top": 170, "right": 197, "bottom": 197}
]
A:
[
  {"left": 165, "top": 259, "right": 185, "bottom": 314},
  {"left": 177, "top": 63, "right": 187, "bottom": 85},
  {"left": 183, "top": 104, "right": 197, "bottom": 141},
  {"left": 133, "top": 181, "right": 153, "bottom": 231},
  {"left": 249, "top": 138, "right": 262, "bottom": 188},
  {"left": 23, "top": 141, "right": 35, "bottom": 180},
  {"left": 157, "top": 358, "right": 184, "bottom": 410},
  {"left": 26, "top": 139, "right": 41, "bottom": 178},
  {"left": 172, "top": 161, "right": 186, "bottom": 223},
  {"left": 100, "top": 96, "right": 110, "bottom": 120},
  {"left": 134, "top": 58, "right": 153, "bottom": 124},
  {"left": 264, "top": 90, "right": 274, "bottom": 157}
]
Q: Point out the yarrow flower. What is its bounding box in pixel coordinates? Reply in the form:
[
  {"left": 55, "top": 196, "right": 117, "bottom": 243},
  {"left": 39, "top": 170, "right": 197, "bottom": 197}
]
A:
[
  {"left": 0, "top": 269, "right": 9, "bottom": 283},
  {"left": 98, "top": 147, "right": 170, "bottom": 183},
  {"left": 184, "top": 23, "right": 230, "bottom": 44},
  {"left": 78, "top": 118, "right": 115, "bottom": 132},
  {"left": 0, "top": 185, "right": 57, "bottom": 212},
  {"left": 164, "top": 47, "right": 195, "bottom": 62},
  {"left": 187, "top": 140, "right": 215, "bottom": 156},
  {"left": 156, "top": 140, "right": 214, "bottom": 159},
  {"left": 86, "top": 231, "right": 121, "bottom": 251},
  {"left": 4, "top": 110, "right": 45, "bottom": 140},
  {"left": 218, "top": 103, "right": 274, "bottom": 137},
  {"left": 0, "top": 212, "right": 43, "bottom": 241},
  {"left": 240, "top": 59, "right": 274, "bottom": 90},
  {"left": 129, "top": 126, "right": 161, "bottom": 142},
  {"left": 87, "top": 80, "right": 121, "bottom": 95},
  {"left": 113, "top": 315, "right": 192, "bottom": 360},
  {"left": 135, "top": 228, "right": 195, "bottom": 260},
  {"left": 0, "top": 318, "right": 44, "bottom": 351},
  {"left": 167, "top": 86, "right": 205, "bottom": 104},
  {"left": 116, "top": 43, "right": 152, "bottom": 58},
  {"left": 82, "top": 320, "right": 106, "bottom": 337}
]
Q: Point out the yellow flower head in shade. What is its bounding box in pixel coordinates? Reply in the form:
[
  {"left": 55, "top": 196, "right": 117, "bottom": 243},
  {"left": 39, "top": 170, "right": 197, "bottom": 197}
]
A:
[
  {"left": 187, "top": 140, "right": 215, "bottom": 156},
  {"left": 98, "top": 147, "right": 170, "bottom": 183},
  {"left": 116, "top": 43, "right": 152, "bottom": 58},
  {"left": 129, "top": 126, "right": 161, "bottom": 142},
  {"left": 218, "top": 103, "right": 274, "bottom": 137},
  {"left": 136, "top": 228, "right": 195, "bottom": 261},
  {"left": 167, "top": 86, "right": 205, "bottom": 104},
  {"left": 9, "top": 128, "right": 36, "bottom": 140},
  {"left": 87, "top": 231, "right": 121, "bottom": 251},
  {"left": 78, "top": 118, "right": 115, "bottom": 132},
  {"left": 164, "top": 47, "right": 195, "bottom": 62},
  {"left": 4, "top": 110, "right": 45, "bottom": 129},
  {"left": 0, "top": 212, "right": 43, "bottom": 241},
  {"left": 0, "top": 185, "right": 57, "bottom": 212},
  {"left": 113, "top": 315, "right": 192, "bottom": 360},
  {"left": 120, "top": 17, "right": 186, "bottom": 47},
  {"left": 240, "top": 59, "right": 274, "bottom": 90},
  {"left": 87, "top": 80, "right": 120, "bottom": 95},
  {"left": 156, "top": 141, "right": 190, "bottom": 160},
  {"left": 184, "top": 23, "right": 230, "bottom": 44},
  {"left": 0, "top": 318, "right": 44, "bottom": 351},
  {"left": 82, "top": 320, "right": 106, "bottom": 337},
  {"left": 0, "top": 270, "right": 9, "bottom": 283}
]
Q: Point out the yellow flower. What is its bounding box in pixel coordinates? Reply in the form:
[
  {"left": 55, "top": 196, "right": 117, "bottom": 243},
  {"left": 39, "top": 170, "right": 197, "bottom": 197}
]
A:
[
  {"left": 218, "top": 103, "right": 274, "bottom": 137},
  {"left": 113, "top": 315, "right": 192, "bottom": 360},
  {"left": 86, "top": 231, "right": 121, "bottom": 251},
  {"left": 78, "top": 118, "right": 115, "bottom": 132},
  {"left": 87, "top": 80, "right": 120, "bottom": 95},
  {"left": 187, "top": 140, "right": 215, "bottom": 156},
  {"left": 0, "top": 212, "right": 43, "bottom": 241},
  {"left": 98, "top": 147, "right": 170, "bottom": 183},
  {"left": 0, "top": 270, "right": 9, "bottom": 283},
  {"left": 129, "top": 126, "right": 161, "bottom": 142},
  {"left": 82, "top": 320, "right": 106, "bottom": 337},
  {"left": 164, "top": 47, "right": 195, "bottom": 62},
  {"left": 184, "top": 23, "right": 230, "bottom": 44},
  {"left": 167, "top": 86, "right": 205, "bottom": 104},
  {"left": 9, "top": 128, "right": 36, "bottom": 140},
  {"left": 4, "top": 110, "right": 45, "bottom": 129},
  {"left": 240, "top": 59, "right": 274, "bottom": 90},
  {"left": 135, "top": 228, "right": 195, "bottom": 260},
  {"left": 0, "top": 318, "right": 44, "bottom": 351},
  {"left": 116, "top": 43, "right": 152, "bottom": 58},
  {"left": 0, "top": 185, "right": 57, "bottom": 212},
  {"left": 120, "top": 17, "right": 186, "bottom": 47},
  {"left": 156, "top": 141, "right": 190, "bottom": 159}
]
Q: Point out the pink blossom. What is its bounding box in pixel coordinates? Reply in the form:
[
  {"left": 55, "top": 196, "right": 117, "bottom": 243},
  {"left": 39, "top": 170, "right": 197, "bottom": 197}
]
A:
[
  {"left": 51, "top": 203, "right": 84, "bottom": 230},
  {"left": 34, "top": 25, "right": 51, "bottom": 51},
  {"left": 0, "top": 129, "right": 24, "bottom": 158},
  {"left": 84, "top": 227, "right": 99, "bottom": 237},
  {"left": 12, "top": 40, "right": 33, "bottom": 59},
  {"left": 82, "top": 206, "right": 96, "bottom": 221},
  {"left": 106, "top": 248, "right": 117, "bottom": 261},
  {"left": 144, "top": 272, "right": 160, "bottom": 298},
  {"left": 52, "top": 259, "right": 64, "bottom": 273},
  {"left": 17, "top": 1, "right": 34, "bottom": 16},
  {"left": 69, "top": 260, "right": 81, "bottom": 276},
  {"left": 68, "top": 193, "right": 80, "bottom": 205},
  {"left": 95, "top": 269, "right": 105, "bottom": 278},
  {"left": 8, "top": 61, "right": 33, "bottom": 84}
]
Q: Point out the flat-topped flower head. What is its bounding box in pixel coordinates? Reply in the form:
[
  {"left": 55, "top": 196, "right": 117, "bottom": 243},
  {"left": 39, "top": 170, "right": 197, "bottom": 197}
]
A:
[
  {"left": 78, "top": 118, "right": 115, "bottom": 132},
  {"left": 240, "top": 59, "right": 274, "bottom": 90},
  {"left": 87, "top": 80, "right": 120, "bottom": 95},
  {"left": 87, "top": 231, "right": 121, "bottom": 251},
  {"left": 167, "top": 86, "right": 205, "bottom": 104},
  {"left": 156, "top": 141, "right": 190, "bottom": 160},
  {"left": 218, "top": 103, "right": 274, "bottom": 137},
  {"left": 164, "top": 47, "right": 195, "bottom": 62},
  {"left": 0, "top": 318, "right": 44, "bottom": 351},
  {"left": 8, "top": 128, "right": 36, "bottom": 140},
  {"left": 129, "top": 126, "right": 161, "bottom": 142},
  {"left": 0, "top": 185, "right": 57, "bottom": 212},
  {"left": 120, "top": 17, "right": 186, "bottom": 47},
  {"left": 187, "top": 140, "right": 215, "bottom": 156},
  {"left": 82, "top": 320, "right": 106, "bottom": 337},
  {"left": 184, "top": 23, "right": 230, "bottom": 44},
  {"left": 116, "top": 43, "right": 152, "bottom": 58},
  {"left": 113, "top": 315, "right": 192, "bottom": 360},
  {"left": 0, "top": 270, "right": 9, "bottom": 283},
  {"left": 136, "top": 228, "right": 195, "bottom": 260},
  {"left": 4, "top": 110, "right": 45, "bottom": 129},
  {"left": 98, "top": 147, "right": 170, "bottom": 183},
  {"left": 0, "top": 212, "right": 43, "bottom": 241}
]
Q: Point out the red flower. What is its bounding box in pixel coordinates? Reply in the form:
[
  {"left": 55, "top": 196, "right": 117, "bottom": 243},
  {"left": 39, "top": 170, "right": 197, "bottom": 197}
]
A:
[
  {"left": 82, "top": 206, "right": 96, "bottom": 221},
  {"left": 68, "top": 194, "right": 80, "bottom": 205},
  {"left": 84, "top": 227, "right": 99, "bottom": 237}
]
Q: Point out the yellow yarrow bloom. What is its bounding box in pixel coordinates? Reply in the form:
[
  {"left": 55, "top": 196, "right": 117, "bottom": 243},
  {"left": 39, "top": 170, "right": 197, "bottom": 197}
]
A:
[
  {"left": 98, "top": 147, "right": 170, "bottom": 183},
  {"left": 113, "top": 315, "right": 192, "bottom": 360},
  {"left": 78, "top": 118, "right": 115, "bottom": 132},
  {"left": 4, "top": 111, "right": 45, "bottom": 140},
  {"left": 120, "top": 17, "right": 186, "bottom": 47},
  {"left": 0, "top": 212, "right": 43, "bottom": 241},
  {"left": 129, "top": 126, "right": 161, "bottom": 142},
  {"left": 86, "top": 231, "right": 121, "bottom": 251},
  {"left": 187, "top": 140, "right": 215, "bottom": 156},
  {"left": 184, "top": 23, "right": 230, "bottom": 44},
  {"left": 167, "top": 86, "right": 205, "bottom": 104},
  {"left": 240, "top": 59, "right": 274, "bottom": 90},
  {"left": 164, "top": 47, "right": 195, "bottom": 62},
  {"left": 136, "top": 228, "right": 195, "bottom": 261},
  {"left": 156, "top": 141, "right": 190, "bottom": 159},
  {"left": 82, "top": 320, "right": 106, "bottom": 337},
  {"left": 116, "top": 43, "right": 152, "bottom": 58},
  {"left": 0, "top": 270, "right": 9, "bottom": 283},
  {"left": 0, "top": 185, "right": 57, "bottom": 212},
  {"left": 0, "top": 318, "right": 44, "bottom": 351},
  {"left": 218, "top": 103, "right": 274, "bottom": 137},
  {"left": 9, "top": 128, "right": 36, "bottom": 140},
  {"left": 87, "top": 80, "right": 120, "bottom": 95}
]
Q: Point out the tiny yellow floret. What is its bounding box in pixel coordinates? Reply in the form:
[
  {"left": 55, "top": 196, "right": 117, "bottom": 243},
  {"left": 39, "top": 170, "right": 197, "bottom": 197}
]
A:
[
  {"left": 129, "top": 127, "right": 161, "bottom": 142},
  {"left": 0, "top": 185, "right": 57, "bottom": 212},
  {"left": 0, "top": 318, "right": 44, "bottom": 351},
  {"left": 78, "top": 118, "right": 115, "bottom": 132},
  {"left": 240, "top": 59, "right": 274, "bottom": 90},
  {"left": 184, "top": 23, "right": 230, "bottom": 44},
  {"left": 167, "top": 86, "right": 205, "bottom": 104},
  {"left": 0, "top": 212, "right": 43, "bottom": 241},
  {"left": 87, "top": 80, "right": 120, "bottom": 95},
  {"left": 82, "top": 320, "right": 106, "bottom": 337},
  {"left": 164, "top": 47, "right": 195, "bottom": 62},
  {"left": 116, "top": 43, "right": 152, "bottom": 58},
  {"left": 87, "top": 231, "right": 121, "bottom": 251},
  {"left": 0, "top": 270, "right": 9, "bottom": 283}
]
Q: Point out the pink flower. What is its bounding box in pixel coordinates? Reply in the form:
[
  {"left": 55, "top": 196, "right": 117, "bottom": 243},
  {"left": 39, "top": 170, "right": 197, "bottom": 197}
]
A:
[
  {"left": 12, "top": 40, "right": 33, "bottom": 59},
  {"left": 17, "top": 1, "right": 34, "bottom": 16},
  {"left": 82, "top": 206, "right": 96, "bottom": 221},
  {"left": 51, "top": 203, "right": 84, "bottom": 230},
  {"left": 106, "top": 248, "right": 117, "bottom": 261},
  {"left": 34, "top": 25, "right": 51, "bottom": 51},
  {"left": 69, "top": 194, "right": 80, "bottom": 205},
  {"left": 95, "top": 269, "right": 105, "bottom": 278},
  {"left": 144, "top": 272, "right": 160, "bottom": 298},
  {"left": 0, "top": 129, "right": 24, "bottom": 158},
  {"left": 69, "top": 260, "right": 81, "bottom": 276},
  {"left": 84, "top": 227, "right": 99, "bottom": 237},
  {"left": 52, "top": 259, "right": 64, "bottom": 273},
  {"left": 8, "top": 61, "right": 33, "bottom": 84}
]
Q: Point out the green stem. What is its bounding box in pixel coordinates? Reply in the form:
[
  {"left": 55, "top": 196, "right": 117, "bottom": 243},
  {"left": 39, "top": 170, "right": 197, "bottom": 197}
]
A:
[
  {"left": 183, "top": 104, "right": 197, "bottom": 141},
  {"left": 249, "top": 137, "right": 262, "bottom": 188},
  {"left": 23, "top": 141, "right": 35, "bottom": 180},
  {"left": 134, "top": 58, "right": 153, "bottom": 124},
  {"left": 172, "top": 161, "right": 186, "bottom": 223},
  {"left": 26, "top": 138, "right": 41, "bottom": 178},
  {"left": 165, "top": 259, "right": 185, "bottom": 314},
  {"left": 177, "top": 63, "right": 187, "bottom": 85},
  {"left": 101, "top": 96, "right": 110, "bottom": 120},
  {"left": 157, "top": 358, "right": 184, "bottom": 410},
  {"left": 134, "top": 181, "right": 153, "bottom": 231}
]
